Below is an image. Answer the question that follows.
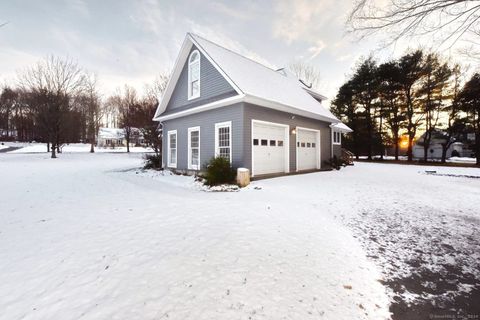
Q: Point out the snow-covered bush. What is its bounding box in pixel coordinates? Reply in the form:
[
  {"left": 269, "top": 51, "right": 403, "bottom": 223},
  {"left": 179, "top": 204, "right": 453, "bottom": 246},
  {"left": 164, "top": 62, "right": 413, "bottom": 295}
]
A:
[
  {"left": 324, "top": 155, "right": 346, "bottom": 170},
  {"left": 203, "top": 156, "right": 236, "bottom": 186},
  {"left": 143, "top": 153, "right": 162, "bottom": 170}
]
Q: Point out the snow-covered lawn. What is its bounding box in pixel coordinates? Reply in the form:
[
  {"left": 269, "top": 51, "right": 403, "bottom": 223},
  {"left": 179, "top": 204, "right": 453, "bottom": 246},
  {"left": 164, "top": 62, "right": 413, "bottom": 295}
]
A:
[
  {"left": 4, "top": 142, "right": 153, "bottom": 153},
  {"left": 0, "top": 154, "right": 479, "bottom": 319},
  {"left": 0, "top": 153, "right": 389, "bottom": 320}
]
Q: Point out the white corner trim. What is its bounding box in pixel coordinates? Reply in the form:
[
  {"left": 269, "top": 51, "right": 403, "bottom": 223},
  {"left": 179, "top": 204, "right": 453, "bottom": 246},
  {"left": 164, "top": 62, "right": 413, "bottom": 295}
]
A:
[
  {"left": 167, "top": 130, "right": 177, "bottom": 168},
  {"left": 214, "top": 121, "right": 232, "bottom": 163}
]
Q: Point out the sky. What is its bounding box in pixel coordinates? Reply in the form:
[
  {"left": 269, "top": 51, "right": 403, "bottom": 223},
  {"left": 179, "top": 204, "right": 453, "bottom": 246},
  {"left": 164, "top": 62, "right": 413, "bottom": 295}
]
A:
[{"left": 0, "top": 0, "right": 469, "bottom": 102}]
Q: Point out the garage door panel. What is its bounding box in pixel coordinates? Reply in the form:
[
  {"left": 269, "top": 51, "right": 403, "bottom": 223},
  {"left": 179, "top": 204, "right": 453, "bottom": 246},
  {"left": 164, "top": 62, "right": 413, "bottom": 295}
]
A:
[
  {"left": 297, "top": 129, "right": 319, "bottom": 171},
  {"left": 252, "top": 122, "right": 288, "bottom": 176}
]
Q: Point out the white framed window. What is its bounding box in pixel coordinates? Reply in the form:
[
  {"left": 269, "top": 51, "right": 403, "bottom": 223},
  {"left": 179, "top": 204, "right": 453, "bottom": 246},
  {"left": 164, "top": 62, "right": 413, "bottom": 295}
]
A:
[
  {"left": 167, "top": 130, "right": 177, "bottom": 168},
  {"left": 188, "top": 126, "right": 200, "bottom": 170},
  {"left": 332, "top": 130, "right": 341, "bottom": 145},
  {"left": 215, "top": 121, "right": 232, "bottom": 163},
  {"left": 188, "top": 50, "right": 200, "bottom": 100}
]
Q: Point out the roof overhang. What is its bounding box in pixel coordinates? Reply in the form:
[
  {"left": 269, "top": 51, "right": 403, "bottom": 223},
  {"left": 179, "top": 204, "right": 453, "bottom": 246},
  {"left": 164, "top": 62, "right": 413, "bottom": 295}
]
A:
[
  {"left": 330, "top": 122, "right": 353, "bottom": 133},
  {"left": 154, "top": 93, "right": 339, "bottom": 123}
]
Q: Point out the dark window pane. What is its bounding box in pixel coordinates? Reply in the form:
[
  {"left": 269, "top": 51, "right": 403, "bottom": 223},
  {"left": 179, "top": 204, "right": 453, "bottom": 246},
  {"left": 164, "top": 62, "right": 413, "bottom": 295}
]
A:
[
  {"left": 261, "top": 139, "right": 268, "bottom": 146},
  {"left": 278, "top": 140, "right": 284, "bottom": 147},
  {"left": 312, "top": 143, "right": 316, "bottom": 148},
  {"left": 270, "top": 140, "right": 276, "bottom": 146},
  {"left": 253, "top": 139, "right": 259, "bottom": 145},
  {"left": 301, "top": 142, "right": 305, "bottom": 147},
  {"left": 307, "top": 142, "right": 311, "bottom": 148}
]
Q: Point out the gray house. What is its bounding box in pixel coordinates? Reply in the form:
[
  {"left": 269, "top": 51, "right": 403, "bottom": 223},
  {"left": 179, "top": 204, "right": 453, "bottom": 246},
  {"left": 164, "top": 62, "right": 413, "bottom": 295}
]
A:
[{"left": 153, "top": 33, "right": 352, "bottom": 177}]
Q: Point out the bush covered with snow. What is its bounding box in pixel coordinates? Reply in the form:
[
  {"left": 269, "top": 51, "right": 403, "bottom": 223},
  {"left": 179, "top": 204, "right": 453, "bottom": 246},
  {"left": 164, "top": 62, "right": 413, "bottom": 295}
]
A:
[
  {"left": 143, "top": 153, "right": 162, "bottom": 170},
  {"left": 324, "top": 155, "right": 346, "bottom": 170},
  {"left": 203, "top": 156, "right": 236, "bottom": 186}
]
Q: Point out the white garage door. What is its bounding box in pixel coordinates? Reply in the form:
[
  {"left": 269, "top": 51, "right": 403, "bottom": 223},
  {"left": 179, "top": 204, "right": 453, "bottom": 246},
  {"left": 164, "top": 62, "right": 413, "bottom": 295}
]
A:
[
  {"left": 252, "top": 121, "right": 288, "bottom": 176},
  {"left": 297, "top": 128, "right": 320, "bottom": 171}
]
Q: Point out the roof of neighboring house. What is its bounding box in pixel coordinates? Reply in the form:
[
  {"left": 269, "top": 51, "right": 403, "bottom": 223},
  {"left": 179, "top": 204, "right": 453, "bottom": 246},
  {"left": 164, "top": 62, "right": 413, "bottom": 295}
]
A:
[
  {"left": 154, "top": 33, "right": 342, "bottom": 124},
  {"left": 98, "top": 128, "right": 125, "bottom": 140}
]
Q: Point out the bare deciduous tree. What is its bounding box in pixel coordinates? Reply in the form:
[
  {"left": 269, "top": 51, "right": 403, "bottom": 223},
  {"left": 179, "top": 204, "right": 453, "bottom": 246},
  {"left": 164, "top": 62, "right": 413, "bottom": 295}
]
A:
[
  {"left": 348, "top": 0, "right": 480, "bottom": 56},
  {"left": 288, "top": 61, "right": 321, "bottom": 89},
  {"left": 17, "top": 55, "right": 86, "bottom": 158}
]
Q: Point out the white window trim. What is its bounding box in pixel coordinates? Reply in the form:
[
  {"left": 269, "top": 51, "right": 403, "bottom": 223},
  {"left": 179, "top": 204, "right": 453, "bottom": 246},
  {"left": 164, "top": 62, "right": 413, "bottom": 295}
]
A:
[
  {"left": 332, "top": 130, "right": 341, "bottom": 145},
  {"left": 167, "top": 130, "right": 177, "bottom": 168},
  {"left": 214, "top": 121, "right": 232, "bottom": 163},
  {"left": 295, "top": 126, "right": 321, "bottom": 171},
  {"left": 251, "top": 119, "right": 290, "bottom": 177},
  {"left": 188, "top": 126, "right": 201, "bottom": 170},
  {"left": 187, "top": 50, "right": 200, "bottom": 101}
]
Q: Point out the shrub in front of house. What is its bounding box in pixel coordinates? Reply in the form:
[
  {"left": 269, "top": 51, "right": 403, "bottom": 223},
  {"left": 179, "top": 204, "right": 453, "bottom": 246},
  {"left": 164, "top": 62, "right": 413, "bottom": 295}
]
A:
[
  {"left": 324, "top": 155, "right": 346, "bottom": 170},
  {"left": 204, "top": 156, "right": 236, "bottom": 186},
  {"left": 144, "top": 153, "right": 162, "bottom": 170}
]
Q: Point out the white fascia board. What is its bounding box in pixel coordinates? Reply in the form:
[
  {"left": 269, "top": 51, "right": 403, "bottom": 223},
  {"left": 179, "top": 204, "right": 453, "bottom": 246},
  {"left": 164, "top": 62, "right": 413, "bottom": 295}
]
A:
[
  {"left": 154, "top": 95, "right": 245, "bottom": 122},
  {"left": 153, "top": 37, "right": 194, "bottom": 120},
  {"left": 244, "top": 95, "right": 339, "bottom": 123}
]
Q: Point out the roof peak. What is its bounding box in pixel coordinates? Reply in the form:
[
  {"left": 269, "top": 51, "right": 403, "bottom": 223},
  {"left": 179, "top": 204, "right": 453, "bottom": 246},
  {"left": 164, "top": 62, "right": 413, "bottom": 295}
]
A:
[{"left": 188, "top": 33, "right": 279, "bottom": 75}]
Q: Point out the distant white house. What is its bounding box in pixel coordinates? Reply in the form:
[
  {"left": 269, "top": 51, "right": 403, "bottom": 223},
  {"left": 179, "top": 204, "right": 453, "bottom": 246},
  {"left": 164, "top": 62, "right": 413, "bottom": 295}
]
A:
[
  {"left": 97, "top": 127, "right": 145, "bottom": 148},
  {"left": 413, "top": 130, "right": 468, "bottom": 159},
  {"left": 97, "top": 128, "right": 125, "bottom": 148}
]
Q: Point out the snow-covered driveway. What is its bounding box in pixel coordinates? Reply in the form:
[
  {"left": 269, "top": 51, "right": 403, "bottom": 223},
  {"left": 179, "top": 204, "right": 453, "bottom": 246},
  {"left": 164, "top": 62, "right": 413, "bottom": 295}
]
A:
[{"left": 0, "top": 153, "right": 389, "bottom": 320}]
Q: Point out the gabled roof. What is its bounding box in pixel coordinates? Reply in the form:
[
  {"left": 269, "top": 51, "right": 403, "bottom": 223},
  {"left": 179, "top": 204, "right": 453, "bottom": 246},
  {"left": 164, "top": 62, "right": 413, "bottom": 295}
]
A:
[{"left": 154, "top": 33, "right": 340, "bottom": 123}]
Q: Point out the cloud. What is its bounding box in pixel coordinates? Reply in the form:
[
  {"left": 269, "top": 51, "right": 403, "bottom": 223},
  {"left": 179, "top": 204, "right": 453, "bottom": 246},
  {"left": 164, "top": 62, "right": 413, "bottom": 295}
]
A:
[
  {"left": 308, "top": 40, "right": 326, "bottom": 60},
  {"left": 208, "top": 1, "right": 252, "bottom": 20},
  {"left": 67, "top": 0, "right": 90, "bottom": 17},
  {"left": 187, "top": 21, "right": 276, "bottom": 69}
]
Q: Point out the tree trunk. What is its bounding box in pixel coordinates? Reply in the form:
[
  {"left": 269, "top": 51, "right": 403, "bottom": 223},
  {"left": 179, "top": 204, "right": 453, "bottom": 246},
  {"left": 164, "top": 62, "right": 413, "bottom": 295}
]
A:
[
  {"left": 407, "top": 132, "right": 414, "bottom": 162},
  {"left": 394, "top": 132, "right": 399, "bottom": 160},
  {"left": 47, "top": 141, "right": 50, "bottom": 152},
  {"left": 441, "top": 145, "right": 448, "bottom": 163},
  {"left": 51, "top": 143, "right": 57, "bottom": 158},
  {"left": 90, "top": 142, "right": 95, "bottom": 153}
]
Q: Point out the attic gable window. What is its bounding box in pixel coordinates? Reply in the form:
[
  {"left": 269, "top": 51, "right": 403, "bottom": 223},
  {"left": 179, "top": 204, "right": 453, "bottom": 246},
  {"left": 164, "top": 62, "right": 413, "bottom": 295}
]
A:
[{"left": 188, "top": 50, "right": 200, "bottom": 100}]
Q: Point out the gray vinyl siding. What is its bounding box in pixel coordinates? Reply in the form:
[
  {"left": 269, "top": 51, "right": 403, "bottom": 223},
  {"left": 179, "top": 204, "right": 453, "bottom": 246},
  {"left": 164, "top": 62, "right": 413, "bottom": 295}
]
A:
[
  {"left": 332, "top": 144, "right": 342, "bottom": 158},
  {"left": 243, "top": 103, "right": 332, "bottom": 172},
  {"left": 162, "top": 103, "right": 244, "bottom": 171},
  {"left": 164, "top": 45, "right": 237, "bottom": 114}
]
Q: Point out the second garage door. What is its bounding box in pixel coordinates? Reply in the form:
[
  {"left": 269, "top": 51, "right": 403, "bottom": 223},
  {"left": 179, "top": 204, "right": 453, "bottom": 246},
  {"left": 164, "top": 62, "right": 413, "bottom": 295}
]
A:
[
  {"left": 297, "top": 128, "right": 320, "bottom": 171},
  {"left": 252, "top": 121, "right": 288, "bottom": 176}
]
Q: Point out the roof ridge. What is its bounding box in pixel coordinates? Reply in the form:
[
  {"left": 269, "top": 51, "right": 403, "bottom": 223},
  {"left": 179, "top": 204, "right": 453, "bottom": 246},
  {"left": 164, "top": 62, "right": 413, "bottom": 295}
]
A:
[{"left": 189, "top": 33, "right": 283, "bottom": 76}]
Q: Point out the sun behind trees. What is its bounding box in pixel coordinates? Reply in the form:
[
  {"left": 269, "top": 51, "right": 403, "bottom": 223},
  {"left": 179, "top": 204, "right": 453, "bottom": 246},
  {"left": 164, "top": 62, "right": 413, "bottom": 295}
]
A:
[{"left": 331, "top": 49, "right": 479, "bottom": 165}]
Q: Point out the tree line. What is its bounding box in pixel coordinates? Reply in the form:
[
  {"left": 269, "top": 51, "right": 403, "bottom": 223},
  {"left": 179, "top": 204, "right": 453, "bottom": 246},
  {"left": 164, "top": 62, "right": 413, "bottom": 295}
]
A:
[
  {"left": 331, "top": 50, "right": 480, "bottom": 165},
  {"left": 0, "top": 55, "right": 167, "bottom": 158}
]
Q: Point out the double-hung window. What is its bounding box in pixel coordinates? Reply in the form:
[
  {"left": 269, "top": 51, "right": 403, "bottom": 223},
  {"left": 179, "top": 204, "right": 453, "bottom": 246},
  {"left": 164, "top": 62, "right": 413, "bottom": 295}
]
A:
[
  {"left": 188, "top": 50, "right": 200, "bottom": 100},
  {"left": 215, "top": 121, "right": 232, "bottom": 163},
  {"left": 188, "top": 127, "right": 200, "bottom": 170},
  {"left": 167, "top": 130, "right": 177, "bottom": 168},
  {"left": 333, "top": 130, "right": 341, "bottom": 145}
]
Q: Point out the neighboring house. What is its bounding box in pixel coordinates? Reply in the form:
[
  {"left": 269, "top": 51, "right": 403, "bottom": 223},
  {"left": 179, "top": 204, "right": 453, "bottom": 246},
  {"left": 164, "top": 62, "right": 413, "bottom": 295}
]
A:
[
  {"left": 153, "top": 33, "right": 352, "bottom": 177},
  {"left": 412, "top": 129, "right": 470, "bottom": 159},
  {"left": 97, "top": 128, "right": 125, "bottom": 148}
]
